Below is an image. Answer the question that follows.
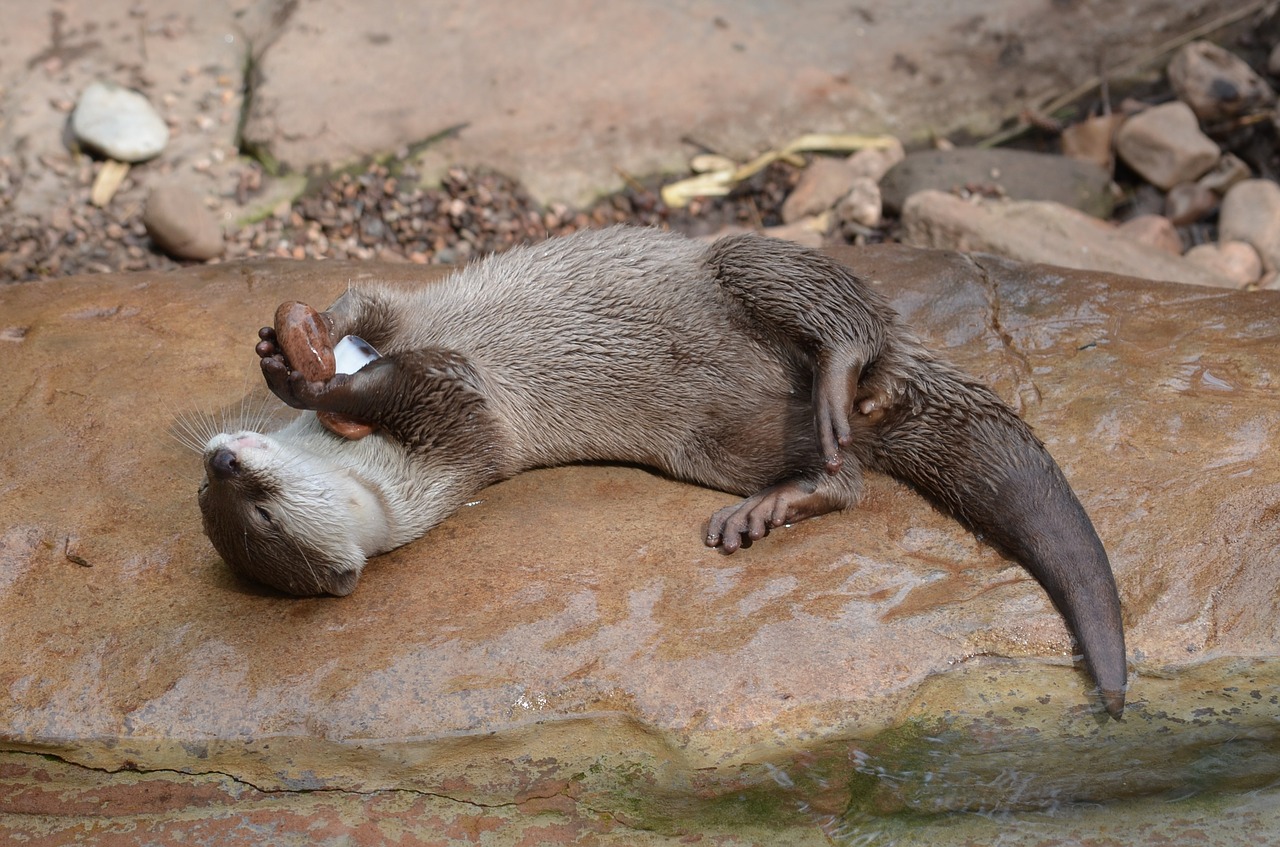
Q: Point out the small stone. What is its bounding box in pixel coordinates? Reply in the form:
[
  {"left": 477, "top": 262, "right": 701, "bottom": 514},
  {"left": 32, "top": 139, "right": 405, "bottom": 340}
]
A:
[
  {"left": 846, "top": 138, "right": 905, "bottom": 182},
  {"left": 781, "top": 157, "right": 857, "bottom": 223},
  {"left": 143, "top": 185, "right": 224, "bottom": 261},
  {"left": 1219, "top": 179, "right": 1280, "bottom": 272},
  {"left": 1114, "top": 101, "right": 1220, "bottom": 190},
  {"left": 834, "top": 177, "right": 882, "bottom": 228},
  {"left": 762, "top": 214, "right": 829, "bottom": 249},
  {"left": 1060, "top": 113, "right": 1124, "bottom": 172},
  {"left": 1164, "top": 182, "right": 1218, "bottom": 226},
  {"left": 1197, "top": 153, "right": 1251, "bottom": 195},
  {"left": 1117, "top": 215, "right": 1181, "bottom": 255},
  {"left": 1167, "top": 40, "right": 1275, "bottom": 123},
  {"left": 71, "top": 82, "right": 170, "bottom": 162},
  {"left": 1184, "top": 241, "right": 1263, "bottom": 288}
]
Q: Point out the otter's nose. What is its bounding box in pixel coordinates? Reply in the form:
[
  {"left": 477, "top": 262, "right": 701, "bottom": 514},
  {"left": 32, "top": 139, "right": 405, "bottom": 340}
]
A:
[{"left": 207, "top": 446, "right": 242, "bottom": 480}]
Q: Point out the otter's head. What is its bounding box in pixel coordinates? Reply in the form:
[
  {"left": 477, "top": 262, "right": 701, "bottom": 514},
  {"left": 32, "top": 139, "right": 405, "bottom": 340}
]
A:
[{"left": 198, "top": 429, "right": 384, "bottom": 596}]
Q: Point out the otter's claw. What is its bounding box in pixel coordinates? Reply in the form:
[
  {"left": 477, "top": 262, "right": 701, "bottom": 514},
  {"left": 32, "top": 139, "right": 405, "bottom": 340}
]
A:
[{"left": 255, "top": 326, "right": 281, "bottom": 360}]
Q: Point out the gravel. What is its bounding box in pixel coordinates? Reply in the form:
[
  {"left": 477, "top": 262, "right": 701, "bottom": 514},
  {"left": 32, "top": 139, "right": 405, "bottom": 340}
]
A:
[{"left": 0, "top": 153, "right": 810, "bottom": 283}]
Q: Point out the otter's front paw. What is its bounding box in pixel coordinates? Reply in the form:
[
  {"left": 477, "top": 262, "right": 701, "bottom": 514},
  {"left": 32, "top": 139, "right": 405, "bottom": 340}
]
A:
[{"left": 260, "top": 301, "right": 376, "bottom": 440}]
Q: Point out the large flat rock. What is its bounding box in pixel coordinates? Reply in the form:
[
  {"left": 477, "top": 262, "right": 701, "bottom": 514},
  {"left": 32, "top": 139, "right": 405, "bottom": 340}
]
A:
[
  {"left": 239, "top": 0, "right": 1240, "bottom": 204},
  {"left": 1, "top": 244, "right": 1277, "bottom": 842}
]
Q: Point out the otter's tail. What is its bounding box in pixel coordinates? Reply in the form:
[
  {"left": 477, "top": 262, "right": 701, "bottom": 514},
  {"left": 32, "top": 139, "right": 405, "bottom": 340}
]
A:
[{"left": 862, "top": 353, "right": 1127, "bottom": 718}]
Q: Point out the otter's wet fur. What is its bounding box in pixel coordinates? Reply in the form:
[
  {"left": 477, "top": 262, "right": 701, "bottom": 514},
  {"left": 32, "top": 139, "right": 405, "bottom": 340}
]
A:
[{"left": 198, "top": 227, "right": 1127, "bottom": 717}]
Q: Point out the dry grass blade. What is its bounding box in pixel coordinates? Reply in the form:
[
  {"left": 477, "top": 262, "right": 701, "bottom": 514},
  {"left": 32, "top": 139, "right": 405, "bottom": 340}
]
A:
[{"left": 662, "top": 132, "right": 899, "bottom": 208}]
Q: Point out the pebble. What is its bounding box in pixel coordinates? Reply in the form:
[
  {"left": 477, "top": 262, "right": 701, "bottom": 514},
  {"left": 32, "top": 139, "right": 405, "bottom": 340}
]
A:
[
  {"left": 845, "top": 138, "right": 905, "bottom": 182},
  {"left": 879, "top": 147, "right": 1114, "bottom": 217},
  {"left": 1117, "top": 215, "right": 1181, "bottom": 255},
  {"left": 1167, "top": 40, "right": 1275, "bottom": 123},
  {"left": 143, "top": 185, "right": 224, "bottom": 260},
  {"left": 1196, "top": 153, "right": 1251, "bottom": 195},
  {"left": 762, "top": 215, "right": 829, "bottom": 249},
  {"left": 1164, "top": 182, "right": 1217, "bottom": 226},
  {"left": 1219, "top": 178, "right": 1280, "bottom": 272},
  {"left": 1184, "top": 240, "right": 1263, "bottom": 288},
  {"left": 1114, "top": 101, "right": 1220, "bottom": 190},
  {"left": 1060, "top": 113, "right": 1124, "bottom": 172},
  {"left": 781, "top": 157, "right": 856, "bottom": 224},
  {"left": 835, "top": 177, "right": 883, "bottom": 228},
  {"left": 71, "top": 82, "right": 170, "bottom": 162}
]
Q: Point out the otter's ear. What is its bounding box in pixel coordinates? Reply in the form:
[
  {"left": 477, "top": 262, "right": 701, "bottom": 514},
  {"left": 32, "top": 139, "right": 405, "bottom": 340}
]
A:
[{"left": 326, "top": 569, "right": 362, "bottom": 597}]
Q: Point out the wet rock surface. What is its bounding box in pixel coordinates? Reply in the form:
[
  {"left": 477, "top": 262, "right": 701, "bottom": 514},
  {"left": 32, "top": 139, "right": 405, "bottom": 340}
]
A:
[{"left": 1, "top": 246, "right": 1276, "bottom": 843}]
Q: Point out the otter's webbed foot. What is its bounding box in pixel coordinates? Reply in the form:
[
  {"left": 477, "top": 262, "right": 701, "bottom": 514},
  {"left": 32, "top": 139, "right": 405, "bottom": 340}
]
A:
[
  {"left": 705, "top": 473, "right": 859, "bottom": 553},
  {"left": 813, "top": 350, "right": 864, "bottom": 474}
]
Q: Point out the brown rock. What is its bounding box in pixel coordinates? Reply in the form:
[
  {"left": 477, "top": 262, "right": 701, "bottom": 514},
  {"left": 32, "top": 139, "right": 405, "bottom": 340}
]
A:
[
  {"left": 1168, "top": 40, "right": 1275, "bottom": 123},
  {"left": 846, "top": 137, "right": 905, "bottom": 182},
  {"left": 1184, "top": 240, "right": 1263, "bottom": 288},
  {"left": 1114, "top": 101, "right": 1221, "bottom": 190},
  {"left": 1117, "top": 214, "right": 1181, "bottom": 255},
  {"left": 1219, "top": 178, "right": 1280, "bottom": 271},
  {"left": 143, "top": 185, "right": 224, "bottom": 260},
  {"left": 1060, "top": 113, "right": 1124, "bottom": 172},
  {"left": 901, "top": 191, "right": 1230, "bottom": 286},
  {"left": 761, "top": 214, "right": 829, "bottom": 248},
  {"left": 834, "top": 176, "right": 882, "bottom": 228},
  {"left": 780, "top": 157, "right": 856, "bottom": 223},
  {"left": 1164, "top": 181, "right": 1218, "bottom": 226},
  {"left": 2, "top": 252, "right": 1278, "bottom": 842}
]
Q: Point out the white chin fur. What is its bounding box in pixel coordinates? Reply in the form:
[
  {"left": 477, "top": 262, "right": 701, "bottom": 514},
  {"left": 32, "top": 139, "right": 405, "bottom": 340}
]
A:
[{"left": 204, "top": 426, "right": 394, "bottom": 562}]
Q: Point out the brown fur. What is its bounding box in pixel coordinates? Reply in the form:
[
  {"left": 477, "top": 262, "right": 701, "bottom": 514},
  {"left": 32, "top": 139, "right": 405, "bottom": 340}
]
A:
[{"left": 198, "top": 227, "right": 1126, "bottom": 717}]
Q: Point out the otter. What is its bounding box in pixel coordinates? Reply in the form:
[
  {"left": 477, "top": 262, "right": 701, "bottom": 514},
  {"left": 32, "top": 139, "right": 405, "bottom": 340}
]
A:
[{"left": 197, "top": 227, "right": 1127, "bottom": 717}]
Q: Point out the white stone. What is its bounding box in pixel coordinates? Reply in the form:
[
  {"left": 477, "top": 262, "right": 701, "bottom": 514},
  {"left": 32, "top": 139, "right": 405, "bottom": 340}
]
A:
[{"left": 71, "top": 82, "right": 170, "bottom": 162}]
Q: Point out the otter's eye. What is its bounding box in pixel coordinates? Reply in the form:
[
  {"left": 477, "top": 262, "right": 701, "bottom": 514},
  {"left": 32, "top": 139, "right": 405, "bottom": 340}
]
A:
[{"left": 255, "top": 505, "right": 274, "bottom": 525}]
